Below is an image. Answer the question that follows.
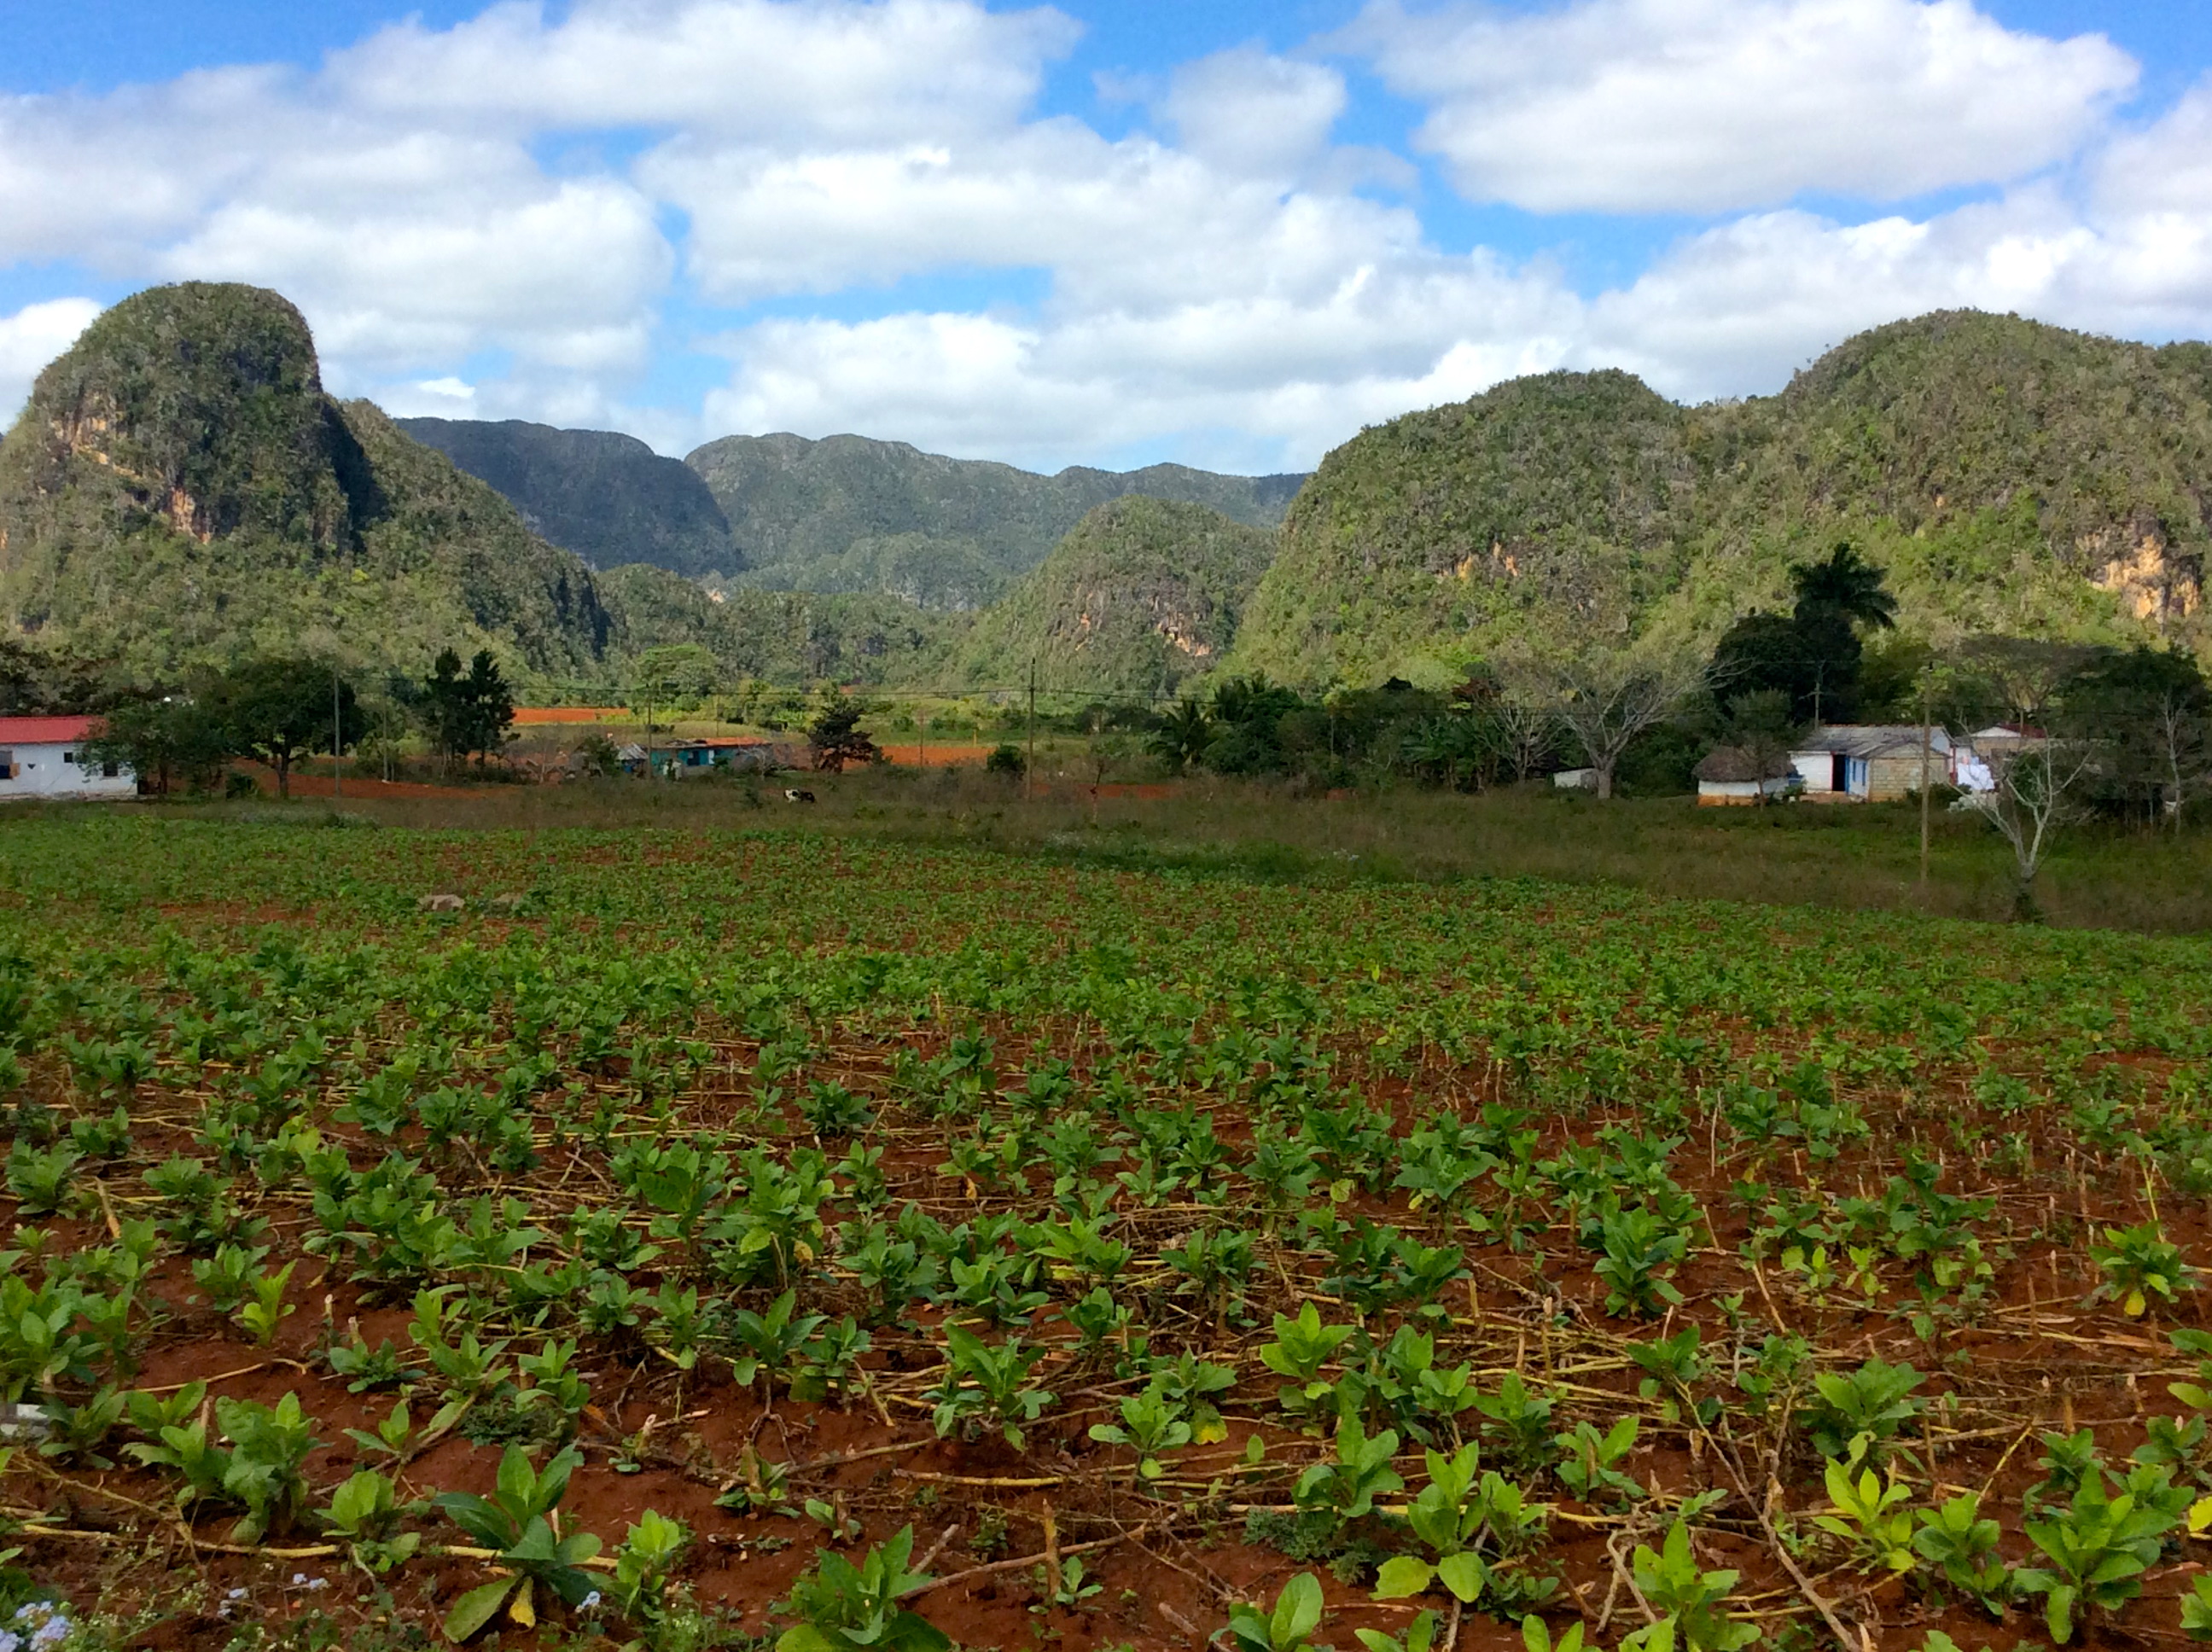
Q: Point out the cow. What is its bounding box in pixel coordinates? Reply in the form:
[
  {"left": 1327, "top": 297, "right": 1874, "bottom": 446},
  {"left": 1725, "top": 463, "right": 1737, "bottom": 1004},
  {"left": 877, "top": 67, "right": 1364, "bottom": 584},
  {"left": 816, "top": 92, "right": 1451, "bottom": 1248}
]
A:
[{"left": 783, "top": 788, "right": 816, "bottom": 803}]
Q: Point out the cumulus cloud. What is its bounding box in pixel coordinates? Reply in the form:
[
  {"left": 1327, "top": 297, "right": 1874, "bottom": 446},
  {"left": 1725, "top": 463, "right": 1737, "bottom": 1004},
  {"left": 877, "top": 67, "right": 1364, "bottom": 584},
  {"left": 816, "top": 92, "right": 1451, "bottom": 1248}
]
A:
[
  {"left": 1344, "top": 0, "right": 2138, "bottom": 214},
  {"left": 2, "top": 0, "right": 2209, "bottom": 474},
  {"left": 335, "top": 0, "right": 1077, "bottom": 143},
  {"left": 0, "top": 297, "right": 102, "bottom": 428},
  {"left": 1158, "top": 48, "right": 1346, "bottom": 179}
]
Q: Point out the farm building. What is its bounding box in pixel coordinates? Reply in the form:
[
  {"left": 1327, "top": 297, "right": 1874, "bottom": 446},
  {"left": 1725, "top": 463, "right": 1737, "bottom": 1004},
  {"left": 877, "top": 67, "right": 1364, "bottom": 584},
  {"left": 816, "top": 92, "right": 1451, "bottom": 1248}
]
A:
[
  {"left": 1694, "top": 746, "right": 1796, "bottom": 806},
  {"left": 1788, "top": 724, "right": 1953, "bottom": 802},
  {"left": 658, "top": 737, "right": 775, "bottom": 776},
  {"left": 0, "top": 716, "right": 135, "bottom": 800},
  {"left": 616, "top": 738, "right": 777, "bottom": 777}
]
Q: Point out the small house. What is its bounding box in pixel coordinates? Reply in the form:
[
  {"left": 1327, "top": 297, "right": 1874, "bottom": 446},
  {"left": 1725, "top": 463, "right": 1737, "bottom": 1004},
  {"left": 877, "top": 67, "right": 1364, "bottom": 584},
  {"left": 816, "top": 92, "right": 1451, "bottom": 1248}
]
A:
[
  {"left": 1551, "top": 767, "right": 1598, "bottom": 791},
  {"left": 653, "top": 737, "right": 774, "bottom": 777},
  {"left": 1788, "top": 724, "right": 1953, "bottom": 802},
  {"left": 1694, "top": 747, "right": 1796, "bottom": 806},
  {"left": 0, "top": 716, "right": 135, "bottom": 800}
]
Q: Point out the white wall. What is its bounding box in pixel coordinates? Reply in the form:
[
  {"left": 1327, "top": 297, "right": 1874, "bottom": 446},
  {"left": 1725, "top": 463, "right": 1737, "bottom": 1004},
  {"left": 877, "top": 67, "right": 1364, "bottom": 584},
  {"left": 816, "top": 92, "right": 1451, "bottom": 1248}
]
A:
[{"left": 0, "top": 742, "right": 135, "bottom": 800}]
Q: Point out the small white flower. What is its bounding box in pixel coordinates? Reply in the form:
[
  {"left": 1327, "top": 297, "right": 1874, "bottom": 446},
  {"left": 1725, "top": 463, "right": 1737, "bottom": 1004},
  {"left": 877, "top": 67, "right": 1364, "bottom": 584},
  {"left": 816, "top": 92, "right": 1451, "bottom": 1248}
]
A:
[
  {"left": 580, "top": 1591, "right": 602, "bottom": 1612},
  {"left": 29, "top": 1620, "right": 67, "bottom": 1650},
  {"left": 291, "top": 1574, "right": 307, "bottom": 1586},
  {"left": 1, "top": 1626, "right": 24, "bottom": 1652},
  {"left": 226, "top": 1591, "right": 248, "bottom": 1602}
]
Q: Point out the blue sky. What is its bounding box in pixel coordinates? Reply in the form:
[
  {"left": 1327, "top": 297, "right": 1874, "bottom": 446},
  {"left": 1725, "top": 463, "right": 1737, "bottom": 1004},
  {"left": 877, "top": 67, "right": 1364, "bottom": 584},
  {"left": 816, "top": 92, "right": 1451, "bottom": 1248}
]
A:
[{"left": 4, "top": 0, "right": 2210, "bottom": 474}]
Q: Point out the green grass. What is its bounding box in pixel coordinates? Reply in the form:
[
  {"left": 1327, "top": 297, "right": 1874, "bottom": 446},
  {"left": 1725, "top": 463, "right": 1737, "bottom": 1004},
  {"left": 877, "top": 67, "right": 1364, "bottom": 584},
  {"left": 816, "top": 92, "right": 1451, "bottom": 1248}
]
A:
[{"left": 77, "top": 763, "right": 2212, "bottom": 936}]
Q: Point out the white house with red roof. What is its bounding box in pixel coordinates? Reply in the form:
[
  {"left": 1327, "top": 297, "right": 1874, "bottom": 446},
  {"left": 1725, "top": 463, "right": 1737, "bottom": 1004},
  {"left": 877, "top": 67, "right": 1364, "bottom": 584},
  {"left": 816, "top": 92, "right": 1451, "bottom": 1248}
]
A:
[{"left": 0, "top": 716, "right": 135, "bottom": 800}]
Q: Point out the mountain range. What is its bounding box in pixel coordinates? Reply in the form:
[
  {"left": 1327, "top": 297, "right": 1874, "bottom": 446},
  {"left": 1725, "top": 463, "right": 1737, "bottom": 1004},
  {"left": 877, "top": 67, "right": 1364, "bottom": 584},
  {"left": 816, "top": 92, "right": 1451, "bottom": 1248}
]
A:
[{"left": 2, "top": 284, "right": 2204, "bottom": 707}]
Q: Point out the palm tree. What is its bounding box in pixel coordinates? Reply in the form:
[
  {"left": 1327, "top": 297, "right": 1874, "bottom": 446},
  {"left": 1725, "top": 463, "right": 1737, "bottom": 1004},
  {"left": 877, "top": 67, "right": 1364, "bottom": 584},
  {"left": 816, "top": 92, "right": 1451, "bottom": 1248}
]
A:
[
  {"left": 1148, "top": 697, "right": 1211, "bottom": 771},
  {"left": 1789, "top": 543, "right": 1897, "bottom": 631}
]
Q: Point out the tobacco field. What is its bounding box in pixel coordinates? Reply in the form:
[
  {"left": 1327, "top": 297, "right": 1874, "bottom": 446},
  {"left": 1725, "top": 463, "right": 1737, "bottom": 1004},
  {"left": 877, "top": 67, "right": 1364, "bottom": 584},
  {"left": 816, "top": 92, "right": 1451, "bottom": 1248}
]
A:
[{"left": 0, "top": 815, "right": 2209, "bottom": 1652}]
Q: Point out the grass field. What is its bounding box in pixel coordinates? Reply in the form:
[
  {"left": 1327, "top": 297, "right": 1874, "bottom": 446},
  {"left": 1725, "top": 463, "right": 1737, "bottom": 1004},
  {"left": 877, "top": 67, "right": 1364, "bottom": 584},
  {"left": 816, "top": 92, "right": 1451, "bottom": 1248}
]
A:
[
  {"left": 0, "top": 810, "right": 2207, "bottom": 1652},
  {"left": 129, "top": 761, "right": 2212, "bottom": 935}
]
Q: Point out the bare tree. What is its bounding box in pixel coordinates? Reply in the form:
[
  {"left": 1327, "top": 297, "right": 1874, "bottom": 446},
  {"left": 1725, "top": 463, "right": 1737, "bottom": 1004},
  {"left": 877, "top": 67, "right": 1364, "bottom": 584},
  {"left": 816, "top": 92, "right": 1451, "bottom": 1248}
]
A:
[
  {"left": 1951, "top": 638, "right": 2097, "bottom": 920},
  {"left": 1964, "top": 738, "right": 2093, "bottom": 921},
  {"left": 1487, "top": 692, "right": 1558, "bottom": 784},
  {"left": 1508, "top": 645, "right": 1701, "bottom": 800},
  {"left": 2152, "top": 683, "right": 2211, "bottom": 829}
]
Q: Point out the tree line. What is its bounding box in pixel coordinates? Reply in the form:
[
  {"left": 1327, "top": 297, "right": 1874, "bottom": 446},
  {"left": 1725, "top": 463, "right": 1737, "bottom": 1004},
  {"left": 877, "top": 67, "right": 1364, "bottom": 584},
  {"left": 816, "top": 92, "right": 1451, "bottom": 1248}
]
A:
[
  {"left": 1115, "top": 542, "right": 2209, "bottom": 825},
  {"left": 84, "top": 649, "right": 517, "bottom": 798}
]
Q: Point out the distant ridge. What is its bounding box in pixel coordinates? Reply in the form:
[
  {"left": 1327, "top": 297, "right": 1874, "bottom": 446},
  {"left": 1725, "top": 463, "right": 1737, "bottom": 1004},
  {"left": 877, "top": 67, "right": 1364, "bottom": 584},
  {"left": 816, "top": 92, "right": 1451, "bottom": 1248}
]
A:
[
  {"left": 686, "top": 430, "right": 1303, "bottom": 609},
  {"left": 398, "top": 416, "right": 739, "bottom": 579}
]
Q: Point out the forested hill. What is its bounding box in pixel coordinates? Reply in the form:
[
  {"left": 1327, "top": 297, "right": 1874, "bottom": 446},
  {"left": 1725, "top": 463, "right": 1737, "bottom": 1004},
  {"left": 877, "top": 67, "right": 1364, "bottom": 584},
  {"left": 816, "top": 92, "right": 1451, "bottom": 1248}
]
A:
[
  {"left": 1230, "top": 311, "right": 2212, "bottom": 688},
  {"left": 687, "top": 430, "right": 1303, "bottom": 609},
  {"left": 0, "top": 282, "right": 941, "bottom": 692},
  {"left": 396, "top": 417, "right": 739, "bottom": 579},
  {"left": 955, "top": 497, "right": 1278, "bottom": 697}
]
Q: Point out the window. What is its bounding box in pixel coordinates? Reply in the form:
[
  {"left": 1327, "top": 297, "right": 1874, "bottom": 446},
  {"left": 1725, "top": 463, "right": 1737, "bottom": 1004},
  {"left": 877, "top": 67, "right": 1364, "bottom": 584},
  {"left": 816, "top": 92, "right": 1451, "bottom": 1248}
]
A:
[
  {"left": 102, "top": 761, "right": 120, "bottom": 778},
  {"left": 61, "top": 751, "right": 75, "bottom": 765},
  {"left": 0, "top": 751, "right": 11, "bottom": 780}
]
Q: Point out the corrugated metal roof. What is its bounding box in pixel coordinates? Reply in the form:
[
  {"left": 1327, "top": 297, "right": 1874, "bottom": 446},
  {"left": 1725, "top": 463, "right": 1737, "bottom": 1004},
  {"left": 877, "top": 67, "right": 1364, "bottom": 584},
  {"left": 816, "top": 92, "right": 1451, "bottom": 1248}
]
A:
[
  {"left": 1792, "top": 724, "right": 1950, "bottom": 759},
  {"left": 0, "top": 716, "right": 104, "bottom": 745}
]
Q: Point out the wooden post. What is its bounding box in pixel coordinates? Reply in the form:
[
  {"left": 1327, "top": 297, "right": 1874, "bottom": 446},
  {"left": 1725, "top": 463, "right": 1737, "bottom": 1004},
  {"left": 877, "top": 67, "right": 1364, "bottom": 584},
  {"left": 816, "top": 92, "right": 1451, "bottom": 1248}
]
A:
[
  {"left": 1026, "top": 659, "right": 1037, "bottom": 800},
  {"left": 1918, "top": 680, "right": 1933, "bottom": 889}
]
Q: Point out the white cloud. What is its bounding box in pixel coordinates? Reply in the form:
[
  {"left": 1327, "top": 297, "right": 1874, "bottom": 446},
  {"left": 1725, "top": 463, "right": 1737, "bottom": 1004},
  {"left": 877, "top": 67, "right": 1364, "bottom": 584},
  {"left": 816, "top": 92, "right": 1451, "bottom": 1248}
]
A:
[
  {"left": 335, "top": 0, "right": 1078, "bottom": 143},
  {"left": 0, "top": 298, "right": 102, "bottom": 429},
  {"left": 1347, "top": 0, "right": 2137, "bottom": 213},
  {"left": 3, "top": 0, "right": 2209, "bottom": 478},
  {"left": 1158, "top": 49, "right": 1345, "bottom": 179}
]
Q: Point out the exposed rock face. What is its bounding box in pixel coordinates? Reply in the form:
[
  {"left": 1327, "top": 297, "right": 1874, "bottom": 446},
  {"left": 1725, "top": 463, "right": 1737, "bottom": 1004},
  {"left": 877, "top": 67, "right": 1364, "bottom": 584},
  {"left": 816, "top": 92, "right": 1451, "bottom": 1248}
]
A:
[
  {"left": 954, "top": 496, "right": 1277, "bottom": 696},
  {"left": 0, "top": 282, "right": 628, "bottom": 680},
  {"left": 1229, "top": 311, "right": 2212, "bottom": 686}
]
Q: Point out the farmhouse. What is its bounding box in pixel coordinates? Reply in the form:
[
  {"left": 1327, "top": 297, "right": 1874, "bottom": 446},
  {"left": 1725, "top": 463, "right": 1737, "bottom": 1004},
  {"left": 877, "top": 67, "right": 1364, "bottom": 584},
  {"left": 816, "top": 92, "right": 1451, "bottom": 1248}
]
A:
[
  {"left": 1788, "top": 724, "right": 1953, "bottom": 802},
  {"left": 0, "top": 716, "right": 135, "bottom": 800},
  {"left": 1694, "top": 746, "right": 1796, "bottom": 806}
]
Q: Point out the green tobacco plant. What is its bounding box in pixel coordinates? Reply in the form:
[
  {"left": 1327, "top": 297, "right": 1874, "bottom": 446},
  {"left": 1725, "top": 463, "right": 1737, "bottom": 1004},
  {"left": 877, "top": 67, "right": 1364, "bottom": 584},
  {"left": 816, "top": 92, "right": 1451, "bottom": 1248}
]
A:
[
  {"left": 321, "top": 1469, "right": 423, "bottom": 1576},
  {"left": 1913, "top": 1491, "right": 2011, "bottom": 1614},
  {"left": 1260, "top": 1302, "right": 1357, "bottom": 1416},
  {"left": 1374, "top": 1444, "right": 1554, "bottom": 1611},
  {"left": 776, "top": 1524, "right": 950, "bottom": 1652},
  {"left": 1294, "top": 1416, "right": 1405, "bottom": 1527},
  {"left": 435, "top": 1446, "right": 602, "bottom": 1641},
  {"left": 1089, "top": 1383, "right": 1193, "bottom": 1480},
  {"left": 925, "top": 1324, "right": 1054, "bottom": 1448},
  {"left": 1813, "top": 1454, "right": 1917, "bottom": 1573},
  {"left": 1631, "top": 1522, "right": 1755, "bottom": 1652},
  {"left": 1217, "top": 1573, "right": 1329, "bottom": 1652},
  {"left": 1797, "top": 1356, "right": 1923, "bottom": 1463},
  {"left": 2090, "top": 1223, "right": 2197, "bottom": 1318},
  {"left": 608, "top": 1509, "right": 690, "bottom": 1630},
  {"left": 2015, "top": 1472, "right": 2178, "bottom": 1643},
  {"left": 1553, "top": 1414, "right": 1642, "bottom": 1508}
]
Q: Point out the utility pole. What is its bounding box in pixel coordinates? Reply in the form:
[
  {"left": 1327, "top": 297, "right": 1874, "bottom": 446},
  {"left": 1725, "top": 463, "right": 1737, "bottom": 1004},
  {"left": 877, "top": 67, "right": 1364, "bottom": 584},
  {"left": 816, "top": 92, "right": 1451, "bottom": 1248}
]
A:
[
  {"left": 332, "top": 663, "right": 342, "bottom": 800},
  {"left": 1026, "top": 659, "right": 1038, "bottom": 800},
  {"left": 1918, "top": 678, "right": 1934, "bottom": 890}
]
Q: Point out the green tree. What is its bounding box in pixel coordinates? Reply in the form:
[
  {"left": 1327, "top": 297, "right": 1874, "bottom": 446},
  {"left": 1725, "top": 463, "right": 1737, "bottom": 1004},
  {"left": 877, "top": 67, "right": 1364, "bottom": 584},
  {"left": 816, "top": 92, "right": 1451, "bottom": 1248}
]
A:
[
  {"left": 422, "top": 649, "right": 516, "bottom": 769},
  {"left": 209, "top": 657, "right": 364, "bottom": 799},
  {"left": 807, "top": 697, "right": 881, "bottom": 774},
  {"left": 80, "top": 694, "right": 230, "bottom": 796}
]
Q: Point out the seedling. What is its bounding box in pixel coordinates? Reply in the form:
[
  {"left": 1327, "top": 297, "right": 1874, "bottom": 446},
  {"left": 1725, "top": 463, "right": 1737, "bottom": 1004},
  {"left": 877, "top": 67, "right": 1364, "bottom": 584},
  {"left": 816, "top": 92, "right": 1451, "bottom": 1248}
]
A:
[
  {"left": 1813, "top": 1454, "right": 1917, "bottom": 1573},
  {"left": 2016, "top": 1471, "right": 2178, "bottom": 1643},
  {"left": 322, "top": 1469, "right": 424, "bottom": 1575},
  {"left": 776, "top": 1524, "right": 950, "bottom": 1652},
  {"left": 1630, "top": 1522, "right": 1755, "bottom": 1652},
  {"left": 435, "top": 1445, "right": 602, "bottom": 1641},
  {"left": 1217, "top": 1572, "right": 1329, "bottom": 1652},
  {"left": 2091, "top": 1223, "right": 2197, "bottom": 1317}
]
